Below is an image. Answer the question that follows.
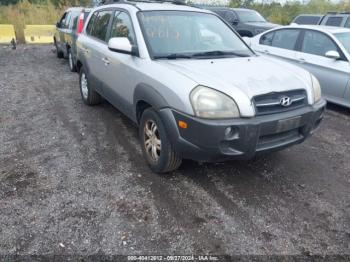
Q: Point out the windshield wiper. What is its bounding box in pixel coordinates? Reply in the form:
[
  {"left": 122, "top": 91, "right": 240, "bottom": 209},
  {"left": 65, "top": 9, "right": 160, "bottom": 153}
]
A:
[
  {"left": 153, "top": 53, "right": 193, "bottom": 59},
  {"left": 192, "top": 50, "right": 250, "bottom": 58}
]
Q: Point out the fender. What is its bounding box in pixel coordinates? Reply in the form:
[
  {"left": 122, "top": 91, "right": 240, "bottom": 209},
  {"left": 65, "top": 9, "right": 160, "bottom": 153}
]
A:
[{"left": 133, "top": 83, "right": 169, "bottom": 122}]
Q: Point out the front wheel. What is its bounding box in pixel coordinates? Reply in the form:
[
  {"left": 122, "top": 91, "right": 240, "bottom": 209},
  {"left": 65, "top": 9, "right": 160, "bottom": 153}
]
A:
[{"left": 139, "top": 108, "right": 182, "bottom": 173}]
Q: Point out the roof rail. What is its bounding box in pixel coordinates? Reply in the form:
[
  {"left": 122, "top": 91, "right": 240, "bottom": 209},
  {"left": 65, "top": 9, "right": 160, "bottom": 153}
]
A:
[
  {"left": 340, "top": 12, "right": 350, "bottom": 14},
  {"left": 99, "top": 0, "right": 187, "bottom": 6}
]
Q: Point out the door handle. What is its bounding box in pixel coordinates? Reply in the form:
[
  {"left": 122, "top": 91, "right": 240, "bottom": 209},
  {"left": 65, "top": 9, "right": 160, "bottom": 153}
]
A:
[
  {"left": 82, "top": 47, "right": 89, "bottom": 54},
  {"left": 299, "top": 58, "right": 306, "bottom": 63},
  {"left": 102, "top": 57, "right": 110, "bottom": 65},
  {"left": 263, "top": 50, "right": 269, "bottom": 54}
]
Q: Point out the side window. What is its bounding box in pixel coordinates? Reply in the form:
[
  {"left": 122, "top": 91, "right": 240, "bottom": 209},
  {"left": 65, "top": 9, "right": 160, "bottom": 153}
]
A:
[
  {"left": 59, "top": 12, "right": 67, "bottom": 28},
  {"left": 64, "top": 12, "right": 72, "bottom": 28},
  {"left": 271, "top": 29, "right": 300, "bottom": 50},
  {"left": 214, "top": 10, "right": 225, "bottom": 18},
  {"left": 71, "top": 12, "right": 80, "bottom": 30},
  {"left": 345, "top": 17, "right": 350, "bottom": 28},
  {"left": 260, "top": 31, "right": 274, "bottom": 46},
  {"left": 325, "top": 16, "right": 343, "bottom": 27},
  {"left": 295, "top": 16, "right": 321, "bottom": 25},
  {"left": 301, "top": 30, "right": 338, "bottom": 57},
  {"left": 224, "top": 11, "right": 237, "bottom": 23},
  {"left": 109, "top": 11, "right": 136, "bottom": 44},
  {"left": 86, "top": 12, "right": 97, "bottom": 35},
  {"left": 90, "top": 10, "right": 113, "bottom": 41}
]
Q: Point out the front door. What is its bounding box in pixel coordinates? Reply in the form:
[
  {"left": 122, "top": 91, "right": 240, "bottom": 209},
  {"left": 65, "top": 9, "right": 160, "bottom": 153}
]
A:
[
  {"left": 296, "top": 30, "right": 350, "bottom": 101},
  {"left": 102, "top": 10, "right": 139, "bottom": 118}
]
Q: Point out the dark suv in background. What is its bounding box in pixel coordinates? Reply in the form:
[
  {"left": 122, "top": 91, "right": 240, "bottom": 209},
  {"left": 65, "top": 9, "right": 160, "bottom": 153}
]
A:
[
  {"left": 201, "top": 7, "right": 278, "bottom": 37},
  {"left": 54, "top": 7, "right": 91, "bottom": 72}
]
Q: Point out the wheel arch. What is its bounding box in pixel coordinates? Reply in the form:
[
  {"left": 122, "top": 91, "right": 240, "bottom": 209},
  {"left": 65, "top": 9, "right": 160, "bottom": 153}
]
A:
[
  {"left": 76, "top": 59, "right": 83, "bottom": 73},
  {"left": 133, "top": 83, "right": 169, "bottom": 124}
]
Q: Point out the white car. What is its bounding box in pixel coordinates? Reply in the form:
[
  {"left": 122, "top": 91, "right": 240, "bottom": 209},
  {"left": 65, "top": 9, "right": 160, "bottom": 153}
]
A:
[{"left": 246, "top": 25, "right": 350, "bottom": 108}]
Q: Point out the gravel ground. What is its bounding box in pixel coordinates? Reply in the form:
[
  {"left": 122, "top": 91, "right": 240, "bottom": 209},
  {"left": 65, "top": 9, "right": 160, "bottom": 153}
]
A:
[{"left": 0, "top": 45, "right": 349, "bottom": 259}]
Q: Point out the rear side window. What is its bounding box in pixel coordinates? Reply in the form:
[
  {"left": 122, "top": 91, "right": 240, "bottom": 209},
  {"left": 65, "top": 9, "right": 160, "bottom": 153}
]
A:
[
  {"left": 213, "top": 10, "right": 225, "bottom": 18},
  {"left": 301, "top": 30, "right": 338, "bottom": 57},
  {"left": 71, "top": 12, "right": 80, "bottom": 30},
  {"left": 260, "top": 31, "right": 274, "bottom": 46},
  {"left": 271, "top": 29, "right": 300, "bottom": 50},
  {"left": 64, "top": 12, "right": 72, "bottom": 28},
  {"left": 109, "top": 11, "right": 136, "bottom": 44},
  {"left": 325, "top": 16, "right": 343, "bottom": 27},
  {"left": 87, "top": 10, "right": 113, "bottom": 41},
  {"left": 59, "top": 12, "right": 68, "bottom": 28},
  {"left": 86, "top": 12, "right": 97, "bottom": 35},
  {"left": 345, "top": 17, "right": 350, "bottom": 28},
  {"left": 294, "top": 16, "right": 321, "bottom": 25}
]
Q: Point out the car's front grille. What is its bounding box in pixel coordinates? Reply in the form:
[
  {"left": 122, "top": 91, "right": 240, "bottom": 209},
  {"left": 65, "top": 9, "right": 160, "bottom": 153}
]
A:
[{"left": 253, "top": 90, "right": 307, "bottom": 116}]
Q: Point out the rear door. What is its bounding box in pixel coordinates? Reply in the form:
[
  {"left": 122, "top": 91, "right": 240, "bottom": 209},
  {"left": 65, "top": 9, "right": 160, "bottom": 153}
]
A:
[
  {"left": 257, "top": 28, "right": 301, "bottom": 63},
  {"left": 68, "top": 11, "right": 81, "bottom": 56},
  {"left": 82, "top": 9, "right": 113, "bottom": 95},
  {"left": 61, "top": 11, "right": 72, "bottom": 55},
  {"left": 295, "top": 29, "right": 349, "bottom": 100}
]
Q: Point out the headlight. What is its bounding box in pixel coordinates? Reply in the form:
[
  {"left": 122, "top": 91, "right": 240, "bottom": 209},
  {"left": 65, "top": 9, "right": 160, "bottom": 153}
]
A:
[
  {"left": 190, "top": 86, "right": 240, "bottom": 119},
  {"left": 311, "top": 74, "right": 321, "bottom": 103}
]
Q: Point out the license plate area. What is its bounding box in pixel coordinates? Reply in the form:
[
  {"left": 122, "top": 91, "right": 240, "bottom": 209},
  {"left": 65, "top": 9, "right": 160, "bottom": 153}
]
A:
[{"left": 276, "top": 116, "right": 301, "bottom": 133}]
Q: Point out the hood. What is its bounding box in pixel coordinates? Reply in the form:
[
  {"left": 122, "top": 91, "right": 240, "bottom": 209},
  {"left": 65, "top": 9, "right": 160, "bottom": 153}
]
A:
[
  {"left": 245, "top": 21, "right": 278, "bottom": 29},
  {"left": 159, "top": 56, "right": 313, "bottom": 117}
]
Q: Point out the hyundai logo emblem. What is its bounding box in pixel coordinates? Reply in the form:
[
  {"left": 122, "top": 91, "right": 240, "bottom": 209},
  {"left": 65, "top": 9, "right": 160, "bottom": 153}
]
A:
[{"left": 280, "top": 96, "right": 292, "bottom": 107}]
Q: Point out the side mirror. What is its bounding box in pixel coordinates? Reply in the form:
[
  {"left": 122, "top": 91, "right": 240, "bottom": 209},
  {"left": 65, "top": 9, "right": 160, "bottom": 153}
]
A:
[
  {"left": 56, "top": 21, "right": 61, "bottom": 28},
  {"left": 242, "top": 37, "right": 252, "bottom": 46},
  {"left": 108, "top": 37, "right": 138, "bottom": 56},
  {"left": 325, "top": 50, "right": 340, "bottom": 60}
]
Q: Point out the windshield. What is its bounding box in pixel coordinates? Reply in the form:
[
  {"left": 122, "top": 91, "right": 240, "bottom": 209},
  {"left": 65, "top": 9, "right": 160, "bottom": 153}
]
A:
[
  {"left": 138, "top": 11, "right": 253, "bottom": 59},
  {"left": 235, "top": 10, "right": 266, "bottom": 23},
  {"left": 334, "top": 32, "right": 350, "bottom": 54}
]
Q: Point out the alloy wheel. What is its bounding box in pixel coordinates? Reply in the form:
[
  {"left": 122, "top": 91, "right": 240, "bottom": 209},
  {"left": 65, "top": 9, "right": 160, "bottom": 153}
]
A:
[
  {"left": 144, "top": 120, "right": 161, "bottom": 162},
  {"left": 80, "top": 72, "right": 88, "bottom": 99}
]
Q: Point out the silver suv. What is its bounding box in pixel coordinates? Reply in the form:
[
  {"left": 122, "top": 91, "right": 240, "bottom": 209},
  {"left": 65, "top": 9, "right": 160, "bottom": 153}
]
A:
[{"left": 76, "top": 0, "right": 326, "bottom": 173}]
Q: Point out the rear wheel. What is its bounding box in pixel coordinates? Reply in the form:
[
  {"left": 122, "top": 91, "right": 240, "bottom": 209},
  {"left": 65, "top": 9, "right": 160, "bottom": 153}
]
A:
[
  {"left": 139, "top": 108, "right": 182, "bottom": 173},
  {"left": 55, "top": 40, "right": 63, "bottom": 58},
  {"left": 68, "top": 49, "right": 76, "bottom": 72},
  {"left": 79, "top": 67, "right": 101, "bottom": 105}
]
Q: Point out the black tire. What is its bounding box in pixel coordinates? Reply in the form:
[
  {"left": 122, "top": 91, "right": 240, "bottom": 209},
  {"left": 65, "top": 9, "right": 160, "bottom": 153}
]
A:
[
  {"left": 79, "top": 66, "right": 101, "bottom": 105},
  {"left": 139, "top": 108, "right": 182, "bottom": 173},
  {"left": 55, "top": 41, "right": 64, "bottom": 58},
  {"left": 68, "top": 49, "right": 77, "bottom": 72}
]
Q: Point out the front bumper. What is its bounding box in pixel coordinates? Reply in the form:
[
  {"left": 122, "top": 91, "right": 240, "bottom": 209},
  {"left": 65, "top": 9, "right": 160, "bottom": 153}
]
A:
[{"left": 158, "top": 99, "right": 326, "bottom": 162}]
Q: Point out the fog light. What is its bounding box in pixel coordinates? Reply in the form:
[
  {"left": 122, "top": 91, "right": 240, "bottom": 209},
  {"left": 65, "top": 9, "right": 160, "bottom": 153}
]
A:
[
  {"left": 224, "top": 126, "right": 239, "bottom": 140},
  {"left": 225, "top": 127, "right": 232, "bottom": 137}
]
